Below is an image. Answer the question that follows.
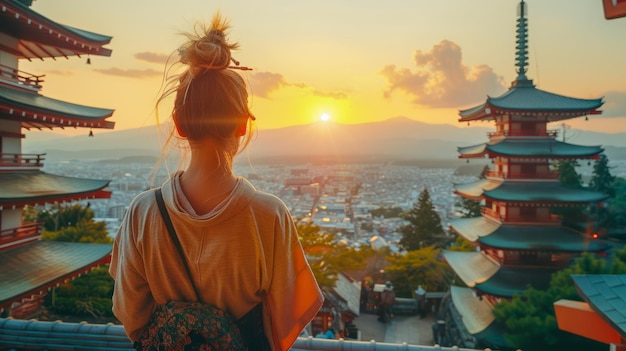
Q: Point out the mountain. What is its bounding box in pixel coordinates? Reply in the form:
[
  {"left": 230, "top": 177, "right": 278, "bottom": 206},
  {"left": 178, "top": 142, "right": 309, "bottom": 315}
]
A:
[{"left": 21, "top": 116, "right": 626, "bottom": 163}]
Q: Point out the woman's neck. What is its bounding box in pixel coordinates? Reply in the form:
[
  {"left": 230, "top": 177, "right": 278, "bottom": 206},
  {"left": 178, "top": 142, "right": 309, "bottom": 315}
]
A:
[{"left": 178, "top": 143, "right": 237, "bottom": 214}]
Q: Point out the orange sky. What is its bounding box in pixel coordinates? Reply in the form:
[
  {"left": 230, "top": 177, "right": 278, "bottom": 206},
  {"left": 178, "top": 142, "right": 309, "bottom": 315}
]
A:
[{"left": 20, "top": 0, "right": 626, "bottom": 136}]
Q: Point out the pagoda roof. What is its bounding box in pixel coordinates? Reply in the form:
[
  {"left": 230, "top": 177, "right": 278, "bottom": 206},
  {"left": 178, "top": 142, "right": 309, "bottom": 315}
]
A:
[
  {"left": 448, "top": 286, "right": 511, "bottom": 349},
  {"left": 571, "top": 274, "right": 626, "bottom": 340},
  {"left": 0, "top": 85, "right": 114, "bottom": 129},
  {"left": 455, "top": 179, "right": 608, "bottom": 203},
  {"left": 0, "top": 0, "right": 112, "bottom": 59},
  {"left": 450, "top": 285, "right": 495, "bottom": 334},
  {"left": 450, "top": 217, "right": 610, "bottom": 252},
  {"left": 0, "top": 172, "right": 110, "bottom": 207},
  {"left": 458, "top": 139, "right": 603, "bottom": 159},
  {"left": 475, "top": 267, "right": 555, "bottom": 297},
  {"left": 459, "top": 80, "right": 603, "bottom": 122},
  {"left": 442, "top": 250, "right": 500, "bottom": 288},
  {"left": 443, "top": 250, "right": 555, "bottom": 297},
  {"left": 0, "top": 240, "right": 111, "bottom": 307}
]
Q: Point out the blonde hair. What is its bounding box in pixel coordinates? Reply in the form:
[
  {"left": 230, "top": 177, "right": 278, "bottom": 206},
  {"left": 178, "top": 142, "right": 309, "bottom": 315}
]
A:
[{"left": 157, "top": 12, "right": 255, "bottom": 170}]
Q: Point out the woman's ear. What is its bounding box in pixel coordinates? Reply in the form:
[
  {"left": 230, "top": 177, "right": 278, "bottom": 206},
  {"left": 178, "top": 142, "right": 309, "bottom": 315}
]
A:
[
  {"left": 173, "top": 113, "right": 187, "bottom": 137},
  {"left": 237, "top": 123, "right": 247, "bottom": 137}
]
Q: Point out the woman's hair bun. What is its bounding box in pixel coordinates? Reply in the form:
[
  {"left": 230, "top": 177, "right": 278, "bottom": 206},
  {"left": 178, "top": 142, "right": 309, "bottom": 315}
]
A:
[{"left": 178, "top": 12, "right": 239, "bottom": 71}]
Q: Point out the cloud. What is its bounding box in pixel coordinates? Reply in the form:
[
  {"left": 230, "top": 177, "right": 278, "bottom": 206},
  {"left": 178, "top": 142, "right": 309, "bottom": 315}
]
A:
[
  {"left": 134, "top": 52, "right": 170, "bottom": 64},
  {"left": 93, "top": 67, "right": 162, "bottom": 78},
  {"left": 600, "top": 91, "right": 626, "bottom": 117},
  {"left": 381, "top": 40, "right": 506, "bottom": 108},
  {"left": 248, "top": 72, "right": 285, "bottom": 98},
  {"left": 248, "top": 71, "right": 347, "bottom": 100}
]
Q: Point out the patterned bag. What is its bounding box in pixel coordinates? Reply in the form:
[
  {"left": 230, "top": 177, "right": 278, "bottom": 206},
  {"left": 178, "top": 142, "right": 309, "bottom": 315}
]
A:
[{"left": 133, "top": 301, "right": 247, "bottom": 351}]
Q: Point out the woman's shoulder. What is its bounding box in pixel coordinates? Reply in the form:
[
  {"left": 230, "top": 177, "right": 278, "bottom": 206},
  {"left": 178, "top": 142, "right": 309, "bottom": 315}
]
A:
[
  {"left": 126, "top": 188, "right": 159, "bottom": 215},
  {"left": 240, "top": 178, "right": 289, "bottom": 213}
]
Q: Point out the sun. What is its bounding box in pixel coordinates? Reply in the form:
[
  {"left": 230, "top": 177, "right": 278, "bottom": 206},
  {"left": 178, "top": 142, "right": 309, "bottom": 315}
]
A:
[{"left": 320, "top": 113, "right": 331, "bottom": 122}]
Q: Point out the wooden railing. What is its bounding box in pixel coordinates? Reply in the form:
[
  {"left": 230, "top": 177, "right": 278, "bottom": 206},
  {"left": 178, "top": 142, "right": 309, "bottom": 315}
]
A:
[
  {"left": 487, "top": 170, "right": 558, "bottom": 179},
  {"left": 0, "top": 63, "right": 45, "bottom": 90},
  {"left": 505, "top": 214, "right": 560, "bottom": 224},
  {"left": 0, "top": 153, "right": 45, "bottom": 168},
  {"left": 481, "top": 207, "right": 501, "bottom": 221},
  {"left": 0, "top": 222, "right": 42, "bottom": 249},
  {"left": 487, "top": 130, "right": 558, "bottom": 138}
]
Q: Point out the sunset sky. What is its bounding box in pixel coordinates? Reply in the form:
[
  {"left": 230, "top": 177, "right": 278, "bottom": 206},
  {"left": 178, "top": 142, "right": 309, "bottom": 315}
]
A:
[{"left": 21, "top": 0, "right": 626, "bottom": 135}]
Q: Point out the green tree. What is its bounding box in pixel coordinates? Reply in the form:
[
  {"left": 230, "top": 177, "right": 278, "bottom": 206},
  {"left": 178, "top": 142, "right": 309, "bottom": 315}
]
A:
[
  {"left": 457, "top": 197, "right": 482, "bottom": 218},
  {"left": 42, "top": 219, "right": 111, "bottom": 243},
  {"left": 456, "top": 165, "right": 487, "bottom": 218},
  {"left": 553, "top": 160, "right": 585, "bottom": 224},
  {"left": 556, "top": 160, "right": 582, "bottom": 189},
  {"left": 589, "top": 154, "right": 615, "bottom": 197},
  {"left": 399, "top": 188, "right": 447, "bottom": 250},
  {"left": 447, "top": 235, "right": 475, "bottom": 252},
  {"left": 384, "top": 246, "right": 453, "bottom": 297},
  {"left": 587, "top": 154, "right": 616, "bottom": 232},
  {"left": 297, "top": 222, "right": 372, "bottom": 289},
  {"left": 609, "top": 177, "right": 626, "bottom": 226},
  {"left": 36, "top": 203, "right": 111, "bottom": 244},
  {"left": 493, "top": 247, "right": 626, "bottom": 351},
  {"left": 48, "top": 266, "right": 116, "bottom": 319}
]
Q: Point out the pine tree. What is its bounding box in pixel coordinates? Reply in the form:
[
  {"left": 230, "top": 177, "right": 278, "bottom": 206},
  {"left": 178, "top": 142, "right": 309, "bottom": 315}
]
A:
[
  {"left": 588, "top": 154, "right": 616, "bottom": 231},
  {"left": 399, "top": 187, "right": 447, "bottom": 251},
  {"left": 589, "top": 154, "right": 615, "bottom": 197},
  {"left": 556, "top": 160, "right": 582, "bottom": 189}
]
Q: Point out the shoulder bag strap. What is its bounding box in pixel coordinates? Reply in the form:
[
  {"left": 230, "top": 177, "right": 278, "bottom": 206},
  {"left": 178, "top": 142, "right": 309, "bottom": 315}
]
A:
[{"left": 154, "top": 187, "right": 201, "bottom": 300}]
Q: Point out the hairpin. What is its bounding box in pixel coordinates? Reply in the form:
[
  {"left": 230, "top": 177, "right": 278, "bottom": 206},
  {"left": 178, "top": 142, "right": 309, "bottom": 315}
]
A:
[{"left": 229, "top": 57, "right": 253, "bottom": 71}]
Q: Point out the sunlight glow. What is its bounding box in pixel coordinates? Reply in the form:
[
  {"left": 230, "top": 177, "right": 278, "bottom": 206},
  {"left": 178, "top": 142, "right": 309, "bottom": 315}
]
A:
[{"left": 320, "top": 113, "right": 331, "bottom": 122}]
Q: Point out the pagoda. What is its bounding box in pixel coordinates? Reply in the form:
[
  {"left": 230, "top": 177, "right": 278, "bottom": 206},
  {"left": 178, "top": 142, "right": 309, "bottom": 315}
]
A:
[
  {"left": 0, "top": 0, "right": 115, "bottom": 318},
  {"left": 440, "top": 1, "right": 611, "bottom": 348}
]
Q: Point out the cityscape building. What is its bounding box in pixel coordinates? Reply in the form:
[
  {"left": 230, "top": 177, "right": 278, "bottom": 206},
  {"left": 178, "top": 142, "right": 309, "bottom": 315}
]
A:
[
  {"left": 0, "top": 0, "right": 115, "bottom": 318},
  {"left": 440, "top": 0, "right": 611, "bottom": 349}
]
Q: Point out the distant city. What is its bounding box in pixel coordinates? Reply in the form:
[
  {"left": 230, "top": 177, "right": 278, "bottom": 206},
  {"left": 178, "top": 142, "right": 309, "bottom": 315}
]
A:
[{"left": 42, "top": 158, "right": 626, "bottom": 248}]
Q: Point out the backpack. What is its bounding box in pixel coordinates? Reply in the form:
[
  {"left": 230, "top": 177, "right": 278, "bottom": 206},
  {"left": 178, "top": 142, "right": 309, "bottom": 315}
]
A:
[{"left": 381, "top": 289, "right": 395, "bottom": 305}]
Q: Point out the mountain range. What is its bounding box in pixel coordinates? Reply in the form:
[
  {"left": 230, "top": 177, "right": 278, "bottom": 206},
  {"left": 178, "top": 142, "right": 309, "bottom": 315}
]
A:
[{"left": 22, "top": 116, "right": 626, "bottom": 164}]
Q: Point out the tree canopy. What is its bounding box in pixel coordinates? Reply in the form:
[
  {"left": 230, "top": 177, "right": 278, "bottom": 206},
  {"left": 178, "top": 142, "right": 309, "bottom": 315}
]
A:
[
  {"left": 34, "top": 203, "right": 112, "bottom": 244},
  {"left": 384, "top": 246, "right": 453, "bottom": 297},
  {"left": 297, "top": 222, "right": 372, "bottom": 289}
]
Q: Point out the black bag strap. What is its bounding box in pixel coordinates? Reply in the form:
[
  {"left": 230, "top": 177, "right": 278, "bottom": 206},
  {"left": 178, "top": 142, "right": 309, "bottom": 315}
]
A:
[{"left": 155, "top": 188, "right": 201, "bottom": 300}]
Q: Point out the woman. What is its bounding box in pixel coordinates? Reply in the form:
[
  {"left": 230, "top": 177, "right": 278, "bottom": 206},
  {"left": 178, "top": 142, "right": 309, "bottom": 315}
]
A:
[{"left": 109, "top": 13, "right": 323, "bottom": 351}]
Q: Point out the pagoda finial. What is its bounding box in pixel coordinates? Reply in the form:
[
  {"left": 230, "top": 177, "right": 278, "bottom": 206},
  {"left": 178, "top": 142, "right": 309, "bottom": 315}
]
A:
[{"left": 515, "top": 0, "right": 529, "bottom": 81}]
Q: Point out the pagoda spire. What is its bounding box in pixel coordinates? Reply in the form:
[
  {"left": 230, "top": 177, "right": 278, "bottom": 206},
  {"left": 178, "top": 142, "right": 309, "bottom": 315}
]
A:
[{"left": 515, "top": 0, "right": 529, "bottom": 81}]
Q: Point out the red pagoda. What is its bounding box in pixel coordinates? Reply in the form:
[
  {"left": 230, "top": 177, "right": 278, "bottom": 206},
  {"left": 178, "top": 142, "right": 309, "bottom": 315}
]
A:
[
  {"left": 441, "top": 1, "right": 610, "bottom": 348},
  {"left": 0, "top": 0, "right": 115, "bottom": 318}
]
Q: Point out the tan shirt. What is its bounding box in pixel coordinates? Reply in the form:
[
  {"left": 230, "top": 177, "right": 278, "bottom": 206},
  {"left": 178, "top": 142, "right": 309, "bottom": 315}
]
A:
[{"left": 109, "top": 174, "right": 323, "bottom": 350}]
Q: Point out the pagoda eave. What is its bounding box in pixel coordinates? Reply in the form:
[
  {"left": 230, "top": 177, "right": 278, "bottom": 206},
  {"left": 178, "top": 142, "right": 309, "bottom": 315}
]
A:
[
  {"left": 0, "top": 87, "right": 116, "bottom": 130},
  {"left": 460, "top": 105, "right": 602, "bottom": 123},
  {"left": 0, "top": 172, "right": 111, "bottom": 209},
  {"left": 0, "top": 241, "right": 112, "bottom": 309},
  {"left": 474, "top": 267, "right": 555, "bottom": 298},
  {"left": 1, "top": 0, "right": 113, "bottom": 60},
  {"left": 0, "top": 189, "right": 111, "bottom": 209}
]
